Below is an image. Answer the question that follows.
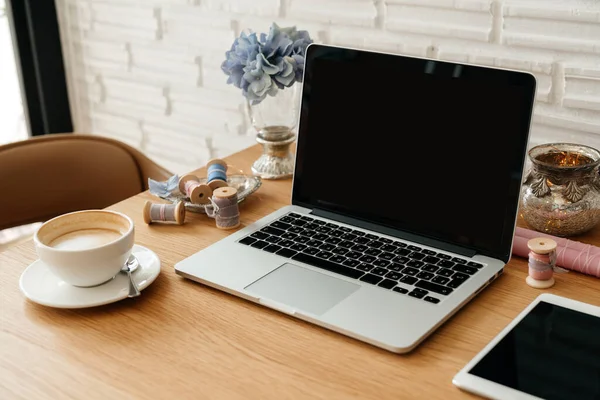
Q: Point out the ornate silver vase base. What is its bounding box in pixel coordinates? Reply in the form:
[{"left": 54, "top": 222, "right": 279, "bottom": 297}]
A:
[{"left": 251, "top": 126, "right": 295, "bottom": 180}]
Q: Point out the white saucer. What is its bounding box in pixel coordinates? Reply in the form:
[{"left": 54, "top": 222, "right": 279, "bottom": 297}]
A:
[{"left": 19, "top": 244, "right": 161, "bottom": 309}]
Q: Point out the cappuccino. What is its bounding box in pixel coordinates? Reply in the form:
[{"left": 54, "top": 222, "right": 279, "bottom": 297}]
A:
[{"left": 49, "top": 228, "right": 122, "bottom": 250}]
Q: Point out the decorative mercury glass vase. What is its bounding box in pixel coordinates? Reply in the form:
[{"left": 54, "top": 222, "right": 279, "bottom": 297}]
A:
[
  {"left": 520, "top": 142, "right": 600, "bottom": 237},
  {"left": 247, "top": 84, "right": 300, "bottom": 179}
]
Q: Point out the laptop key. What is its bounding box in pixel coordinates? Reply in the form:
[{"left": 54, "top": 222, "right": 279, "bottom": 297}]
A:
[
  {"left": 416, "top": 271, "right": 434, "bottom": 280},
  {"left": 329, "top": 255, "right": 346, "bottom": 264},
  {"left": 373, "top": 259, "right": 391, "bottom": 268},
  {"left": 289, "top": 213, "right": 301, "bottom": 218},
  {"left": 276, "top": 248, "right": 297, "bottom": 258},
  {"left": 415, "top": 280, "right": 453, "bottom": 295},
  {"left": 338, "top": 240, "right": 354, "bottom": 248},
  {"left": 421, "top": 264, "right": 439, "bottom": 273},
  {"left": 409, "top": 289, "right": 427, "bottom": 299},
  {"left": 432, "top": 275, "right": 450, "bottom": 285},
  {"left": 379, "top": 252, "right": 395, "bottom": 261},
  {"left": 305, "top": 223, "right": 320, "bottom": 230},
  {"left": 264, "top": 244, "right": 282, "bottom": 253},
  {"left": 357, "top": 263, "right": 374, "bottom": 272},
  {"left": 368, "top": 241, "right": 384, "bottom": 249},
  {"left": 279, "top": 239, "right": 295, "bottom": 247},
  {"left": 393, "top": 248, "right": 411, "bottom": 256},
  {"left": 291, "top": 219, "right": 307, "bottom": 227},
  {"left": 365, "top": 233, "right": 378, "bottom": 240},
  {"left": 292, "top": 253, "right": 364, "bottom": 279},
  {"left": 288, "top": 226, "right": 304, "bottom": 234},
  {"left": 319, "top": 243, "right": 335, "bottom": 252},
  {"left": 365, "top": 248, "right": 382, "bottom": 256},
  {"left": 393, "top": 286, "right": 409, "bottom": 294},
  {"left": 313, "top": 220, "right": 326, "bottom": 225},
  {"left": 387, "top": 263, "right": 403, "bottom": 272},
  {"left": 424, "top": 296, "right": 440, "bottom": 304},
  {"left": 316, "top": 226, "right": 332, "bottom": 234},
  {"left": 400, "top": 275, "right": 418, "bottom": 285},
  {"left": 381, "top": 244, "right": 397, "bottom": 252},
  {"left": 339, "top": 226, "right": 352, "bottom": 232},
  {"left": 265, "top": 236, "right": 282, "bottom": 244},
  {"left": 303, "top": 247, "right": 320, "bottom": 255},
  {"left": 352, "top": 244, "right": 368, "bottom": 252},
  {"left": 341, "top": 233, "right": 357, "bottom": 240},
  {"left": 332, "top": 247, "right": 349, "bottom": 255},
  {"left": 325, "top": 223, "right": 338, "bottom": 228},
  {"left": 281, "top": 232, "right": 298, "bottom": 240},
  {"left": 406, "top": 260, "right": 424, "bottom": 269},
  {"left": 294, "top": 236, "right": 310, "bottom": 244},
  {"left": 330, "top": 230, "right": 344, "bottom": 238},
  {"left": 385, "top": 271, "right": 402, "bottom": 280},
  {"left": 452, "top": 257, "right": 467, "bottom": 264},
  {"left": 279, "top": 216, "right": 295, "bottom": 223},
  {"left": 379, "top": 238, "right": 392, "bottom": 244},
  {"left": 239, "top": 236, "right": 256, "bottom": 245},
  {"left": 343, "top": 259, "right": 360, "bottom": 268},
  {"left": 438, "top": 254, "right": 451, "bottom": 260},
  {"left": 423, "top": 256, "right": 440, "bottom": 264},
  {"left": 359, "top": 255, "right": 376, "bottom": 263},
  {"left": 346, "top": 251, "right": 362, "bottom": 259},
  {"left": 453, "top": 272, "right": 469, "bottom": 281},
  {"left": 408, "top": 245, "right": 421, "bottom": 251},
  {"left": 453, "top": 264, "right": 478, "bottom": 275},
  {"left": 378, "top": 279, "right": 396, "bottom": 289},
  {"left": 403, "top": 267, "right": 419, "bottom": 276},
  {"left": 372, "top": 267, "right": 387, "bottom": 276},
  {"left": 394, "top": 242, "right": 407, "bottom": 248},
  {"left": 316, "top": 251, "right": 333, "bottom": 259},
  {"left": 325, "top": 237, "right": 342, "bottom": 245},
  {"left": 437, "top": 267, "right": 453, "bottom": 277},
  {"left": 467, "top": 261, "right": 484, "bottom": 269},
  {"left": 409, "top": 252, "right": 426, "bottom": 260},
  {"left": 422, "top": 249, "right": 436, "bottom": 255},
  {"left": 250, "top": 240, "right": 269, "bottom": 249},
  {"left": 271, "top": 221, "right": 292, "bottom": 230},
  {"left": 359, "top": 274, "right": 383, "bottom": 285},
  {"left": 313, "top": 233, "right": 328, "bottom": 241},
  {"left": 262, "top": 226, "right": 285, "bottom": 236},
  {"left": 393, "top": 256, "right": 410, "bottom": 264},
  {"left": 290, "top": 243, "right": 307, "bottom": 252},
  {"left": 251, "top": 231, "right": 270, "bottom": 240},
  {"left": 300, "top": 216, "right": 313, "bottom": 221},
  {"left": 352, "top": 230, "right": 365, "bottom": 236},
  {"left": 353, "top": 237, "right": 370, "bottom": 244}
]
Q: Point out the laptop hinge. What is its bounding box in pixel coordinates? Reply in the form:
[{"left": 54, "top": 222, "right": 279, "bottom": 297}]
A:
[{"left": 311, "top": 209, "right": 477, "bottom": 258}]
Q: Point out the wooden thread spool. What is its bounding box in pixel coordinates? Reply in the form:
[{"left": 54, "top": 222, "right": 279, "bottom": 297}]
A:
[
  {"left": 143, "top": 200, "right": 185, "bottom": 225},
  {"left": 206, "top": 158, "right": 228, "bottom": 191},
  {"left": 526, "top": 237, "right": 557, "bottom": 289},
  {"left": 207, "top": 186, "right": 240, "bottom": 230},
  {"left": 178, "top": 174, "right": 211, "bottom": 205}
]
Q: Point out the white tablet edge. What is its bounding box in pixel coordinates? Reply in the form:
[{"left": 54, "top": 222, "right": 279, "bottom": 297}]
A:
[{"left": 452, "top": 293, "right": 600, "bottom": 400}]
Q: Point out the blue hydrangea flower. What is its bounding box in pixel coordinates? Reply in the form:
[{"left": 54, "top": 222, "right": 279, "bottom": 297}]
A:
[{"left": 221, "top": 23, "right": 313, "bottom": 105}]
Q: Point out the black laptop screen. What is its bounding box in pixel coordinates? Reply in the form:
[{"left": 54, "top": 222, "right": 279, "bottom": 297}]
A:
[{"left": 292, "top": 45, "right": 536, "bottom": 262}]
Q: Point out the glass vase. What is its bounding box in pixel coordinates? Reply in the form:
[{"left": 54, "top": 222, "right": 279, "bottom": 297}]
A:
[
  {"left": 247, "top": 84, "right": 300, "bottom": 179},
  {"left": 520, "top": 142, "right": 600, "bottom": 237}
]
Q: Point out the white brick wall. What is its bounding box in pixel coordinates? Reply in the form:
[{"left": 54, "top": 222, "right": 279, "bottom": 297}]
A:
[{"left": 55, "top": 0, "right": 600, "bottom": 174}]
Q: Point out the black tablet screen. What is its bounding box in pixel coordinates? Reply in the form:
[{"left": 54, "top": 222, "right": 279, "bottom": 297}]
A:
[{"left": 469, "top": 301, "right": 600, "bottom": 400}]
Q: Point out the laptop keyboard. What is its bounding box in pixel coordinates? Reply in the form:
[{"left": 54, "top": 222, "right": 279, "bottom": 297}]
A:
[{"left": 237, "top": 213, "right": 485, "bottom": 305}]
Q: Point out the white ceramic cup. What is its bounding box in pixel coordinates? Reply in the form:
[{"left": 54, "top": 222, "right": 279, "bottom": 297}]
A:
[{"left": 33, "top": 210, "right": 135, "bottom": 287}]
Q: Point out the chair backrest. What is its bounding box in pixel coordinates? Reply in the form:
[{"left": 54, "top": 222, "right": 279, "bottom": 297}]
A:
[{"left": 0, "top": 134, "right": 173, "bottom": 230}]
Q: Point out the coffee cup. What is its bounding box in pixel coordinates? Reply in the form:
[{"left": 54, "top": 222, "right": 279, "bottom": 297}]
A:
[{"left": 33, "top": 210, "right": 135, "bottom": 287}]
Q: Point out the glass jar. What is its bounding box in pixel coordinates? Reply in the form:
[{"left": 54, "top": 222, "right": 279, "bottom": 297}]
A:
[
  {"left": 520, "top": 143, "right": 600, "bottom": 237},
  {"left": 246, "top": 84, "right": 300, "bottom": 180}
]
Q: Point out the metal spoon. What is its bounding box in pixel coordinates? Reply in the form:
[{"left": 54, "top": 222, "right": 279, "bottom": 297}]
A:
[{"left": 121, "top": 255, "right": 141, "bottom": 298}]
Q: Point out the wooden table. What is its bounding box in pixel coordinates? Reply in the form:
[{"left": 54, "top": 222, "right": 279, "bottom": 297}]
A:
[{"left": 1, "top": 144, "right": 599, "bottom": 400}]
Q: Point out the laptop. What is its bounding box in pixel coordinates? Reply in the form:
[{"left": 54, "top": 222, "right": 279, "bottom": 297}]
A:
[{"left": 175, "top": 44, "right": 537, "bottom": 353}]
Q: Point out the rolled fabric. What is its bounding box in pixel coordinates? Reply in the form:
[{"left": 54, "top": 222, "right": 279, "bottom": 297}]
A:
[
  {"left": 515, "top": 227, "right": 600, "bottom": 256},
  {"left": 513, "top": 235, "right": 600, "bottom": 278}
]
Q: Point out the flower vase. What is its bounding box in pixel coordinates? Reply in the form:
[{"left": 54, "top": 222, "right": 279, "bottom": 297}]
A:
[{"left": 247, "top": 84, "right": 300, "bottom": 179}]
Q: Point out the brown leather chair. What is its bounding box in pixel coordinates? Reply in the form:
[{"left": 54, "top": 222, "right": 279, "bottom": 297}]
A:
[{"left": 0, "top": 133, "right": 173, "bottom": 231}]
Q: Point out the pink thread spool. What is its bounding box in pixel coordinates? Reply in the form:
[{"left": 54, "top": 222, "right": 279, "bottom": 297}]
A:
[
  {"left": 178, "top": 174, "right": 211, "bottom": 205},
  {"left": 207, "top": 186, "right": 240, "bottom": 230},
  {"left": 526, "top": 237, "right": 557, "bottom": 289},
  {"left": 143, "top": 200, "right": 185, "bottom": 225}
]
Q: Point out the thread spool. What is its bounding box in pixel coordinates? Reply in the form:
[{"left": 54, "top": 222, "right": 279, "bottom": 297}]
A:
[
  {"left": 207, "top": 186, "right": 240, "bottom": 230},
  {"left": 206, "top": 158, "right": 228, "bottom": 191},
  {"left": 143, "top": 200, "right": 185, "bottom": 225},
  {"left": 178, "top": 174, "right": 211, "bottom": 205},
  {"left": 526, "top": 237, "right": 557, "bottom": 289}
]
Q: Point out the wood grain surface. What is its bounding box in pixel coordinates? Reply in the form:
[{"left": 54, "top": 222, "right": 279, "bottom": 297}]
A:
[{"left": 1, "top": 144, "right": 599, "bottom": 400}]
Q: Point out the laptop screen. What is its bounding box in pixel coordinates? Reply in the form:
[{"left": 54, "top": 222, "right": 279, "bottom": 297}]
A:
[{"left": 292, "top": 44, "right": 536, "bottom": 262}]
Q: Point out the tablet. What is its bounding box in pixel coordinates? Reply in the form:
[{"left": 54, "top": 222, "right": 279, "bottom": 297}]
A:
[{"left": 453, "top": 293, "right": 600, "bottom": 400}]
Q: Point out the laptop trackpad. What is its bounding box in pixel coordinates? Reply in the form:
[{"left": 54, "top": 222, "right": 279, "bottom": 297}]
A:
[{"left": 245, "top": 263, "right": 360, "bottom": 316}]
